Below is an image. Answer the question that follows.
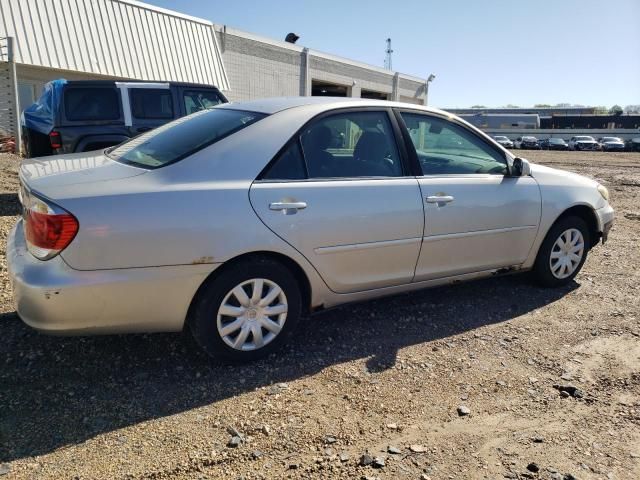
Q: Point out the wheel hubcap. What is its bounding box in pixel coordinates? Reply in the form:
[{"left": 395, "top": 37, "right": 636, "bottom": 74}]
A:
[
  {"left": 549, "top": 228, "right": 584, "bottom": 279},
  {"left": 216, "top": 278, "right": 288, "bottom": 351}
]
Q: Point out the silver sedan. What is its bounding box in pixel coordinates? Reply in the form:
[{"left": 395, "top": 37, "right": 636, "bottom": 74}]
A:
[{"left": 7, "top": 97, "right": 615, "bottom": 361}]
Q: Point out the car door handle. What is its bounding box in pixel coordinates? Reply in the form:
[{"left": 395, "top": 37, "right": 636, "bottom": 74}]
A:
[
  {"left": 426, "top": 195, "right": 454, "bottom": 204},
  {"left": 269, "top": 201, "right": 307, "bottom": 212}
]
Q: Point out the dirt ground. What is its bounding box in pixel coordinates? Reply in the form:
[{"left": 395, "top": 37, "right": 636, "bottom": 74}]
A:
[{"left": 0, "top": 150, "right": 638, "bottom": 480}]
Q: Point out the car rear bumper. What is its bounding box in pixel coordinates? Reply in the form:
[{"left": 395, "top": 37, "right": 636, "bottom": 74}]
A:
[{"left": 6, "top": 220, "right": 217, "bottom": 335}]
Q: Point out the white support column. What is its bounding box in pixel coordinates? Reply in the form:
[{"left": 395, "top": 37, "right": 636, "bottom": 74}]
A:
[
  {"left": 301, "top": 48, "right": 311, "bottom": 96},
  {"left": 350, "top": 80, "right": 361, "bottom": 98},
  {"left": 391, "top": 72, "right": 400, "bottom": 101}
]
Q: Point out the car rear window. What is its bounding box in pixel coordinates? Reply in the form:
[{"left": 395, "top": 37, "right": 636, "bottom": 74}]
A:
[
  {"left": 107, "top": 108, "right": 266, "bottom": 169},
  {"left": 64, "top": 87, "right": 120, "bottom": 121}
]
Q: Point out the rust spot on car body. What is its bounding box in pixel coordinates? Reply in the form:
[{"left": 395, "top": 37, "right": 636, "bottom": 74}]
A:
[{"left": 191, "top": 256, "right": 214, "bottom": 265}]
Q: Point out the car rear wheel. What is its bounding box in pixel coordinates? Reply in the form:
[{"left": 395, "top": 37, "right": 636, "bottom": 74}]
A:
[
  {"left": 533, "top": 216, "right": 590, "bottom": 287},
  {"left": 188, "top": 258, "right": 302, "bottom": 362}
]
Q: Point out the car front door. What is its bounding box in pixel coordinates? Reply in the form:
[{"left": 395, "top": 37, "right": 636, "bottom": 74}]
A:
[
  {"left": 396, "top": 110, "right": 541, "bottom": 281},
  {"left": 249, "top": 108, "right": 424, "bottom": 294}
]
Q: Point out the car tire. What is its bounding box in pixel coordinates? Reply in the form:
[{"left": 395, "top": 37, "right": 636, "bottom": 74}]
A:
[
  {"left": 533, "top": 216, "right": 590, "bottom": 288},
  {"left": 188, "top": 257, "right": 303, "bottom": 362}
]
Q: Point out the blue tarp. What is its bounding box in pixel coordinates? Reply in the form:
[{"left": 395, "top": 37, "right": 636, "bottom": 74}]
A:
[{"left": 21, "top": 79, "right": 67, "bottom": 135}]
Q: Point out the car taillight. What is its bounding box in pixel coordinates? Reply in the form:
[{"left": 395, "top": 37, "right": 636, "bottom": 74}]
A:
[
  {"left": 49, "top": 130, "right": 62, "bottom": 149},
  {"left": 22, "top": 191, "right": 78, "bottom": 260}
]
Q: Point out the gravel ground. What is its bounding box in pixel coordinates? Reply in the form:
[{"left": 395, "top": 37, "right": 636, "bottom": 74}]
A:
[{"left": 0, "top": 150, "right": 639, "bottom": 480}]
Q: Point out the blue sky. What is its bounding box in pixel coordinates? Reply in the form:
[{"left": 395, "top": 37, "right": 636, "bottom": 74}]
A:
[{"left": 147, "top": 0, "right": 640, "bottom": 108}]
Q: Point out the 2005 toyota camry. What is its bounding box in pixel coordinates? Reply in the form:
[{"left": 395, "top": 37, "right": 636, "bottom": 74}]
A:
[{"left": 7, "top": 97, "right": 614, "bottom": 361}]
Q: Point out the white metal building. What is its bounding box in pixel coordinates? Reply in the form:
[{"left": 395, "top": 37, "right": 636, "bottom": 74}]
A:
[{"left": 0, "top": 0, "right": 427, "bottom": 148}]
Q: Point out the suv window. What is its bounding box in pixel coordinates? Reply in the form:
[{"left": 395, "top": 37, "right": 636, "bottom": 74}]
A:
[
  {"left": 300, "top": 111, "right": 402, "bottom": 178},
  {"left": 131, "top": 88, "right": 174, "bottom": 119},
  {"left": 64, "top": 87, "right": 120, "bottom": 121},
  {"left": 107, "top": 108, "right": 265, "bottom": 169},
  {"left": 183, "top": 89, "right": 224, "bottom": 115},
  {"left": 400, "top": 112, "right": 508, "bottom": 175}
]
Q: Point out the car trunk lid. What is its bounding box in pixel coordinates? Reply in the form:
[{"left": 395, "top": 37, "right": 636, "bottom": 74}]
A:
[{"left": 20, "top": 150, "right": 148, "bottom": 199}]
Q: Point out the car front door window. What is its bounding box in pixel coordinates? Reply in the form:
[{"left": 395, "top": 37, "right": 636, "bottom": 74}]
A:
[
  {"left": 400, "top": 113, "right": 508, "bottom": 175},
  {"left": 183, "top": 90, "right": 224, "bottom": 115}
]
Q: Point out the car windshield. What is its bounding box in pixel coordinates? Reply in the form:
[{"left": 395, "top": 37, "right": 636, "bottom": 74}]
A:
[
  {"left": 602, "top": 137, "right": 621, "bottom": 142},
  {"left": 523, "top": 137, "right": 537, "bottom": 141},
  {"left": 107, "top": 108, "right": 266, "bottom": 169},
  {"left": 494, "top": 136, "right": 508, "bottom": 141},
  {"left": 575, "top": 136, "right": 595, "bottom": 141},
  {"left": 549, "top": 138, "right": 565, "bottom": 143}
]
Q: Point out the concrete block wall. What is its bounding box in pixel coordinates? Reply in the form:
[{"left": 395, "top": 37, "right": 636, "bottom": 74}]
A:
[
  {"left": 309, "top": 55, "right": 394, "bottom": 97},
  {"left": 398, "top": 76, "right": 426, "bottom": 105},
  {"left": 217, "top": 27, "right": 426, "bottom": 104},
  {"left": 217, "top": 30, "right": 304, "bottom": 102}
]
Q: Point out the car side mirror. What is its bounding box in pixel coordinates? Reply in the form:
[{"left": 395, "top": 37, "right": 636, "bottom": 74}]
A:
[{"left": 512, "top": 157, "right": 531, "bottom": 177}]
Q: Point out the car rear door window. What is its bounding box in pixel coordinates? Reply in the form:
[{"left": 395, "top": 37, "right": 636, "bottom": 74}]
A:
[
  {"left": 183, "top": 89, "right": 224, "bottom": 115},
  {"left": 64, "top": 87, "right": 120, "bottom": 121},
  {"left": 400, "top": 112, "right": 508, "bottom": 175},
  {"left": 130, "top": 88, "right": 174, "bottom": 119},
  {"left": 300, "top": 111, "right": 403, "bottom": 178},
  {"left": 262, "top": 141, "right": 307, "bottom": 180}
]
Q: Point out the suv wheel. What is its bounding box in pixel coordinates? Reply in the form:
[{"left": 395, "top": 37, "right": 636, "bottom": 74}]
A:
[
  {"left": 533, "top": 216, "right": 590, "bottom": 287},
  {"left": 188, "top": 258, "right": 302, "bottom": 362}
]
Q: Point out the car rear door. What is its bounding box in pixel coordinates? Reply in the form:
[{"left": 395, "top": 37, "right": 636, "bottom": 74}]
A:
[
  {"left": 249, "top": 108, "right": 424, "bottom": 294},
  {"left": 396, "top": 110, "right": 541, "bottom": 281}
]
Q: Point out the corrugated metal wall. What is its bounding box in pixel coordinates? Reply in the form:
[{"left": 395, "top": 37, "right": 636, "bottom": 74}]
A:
[{"left": 0, "top": 0, "right": 229, "bottom": 89}]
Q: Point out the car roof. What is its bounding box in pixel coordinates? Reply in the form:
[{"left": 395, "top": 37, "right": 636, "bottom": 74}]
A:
[
  {"left": 220, "top": 96, "right": 451, "bottom": 116},
  {"left": 62, "top": 80, "right": 222, "bottom": 90}
]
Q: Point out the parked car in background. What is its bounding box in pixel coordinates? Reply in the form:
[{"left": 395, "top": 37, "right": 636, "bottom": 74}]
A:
[
  {"left": 514, "top": 136, "right": 540, "bottom": 149},
  {"left": 21, "top": 79, "right": 228, "bottom": 158},
  {"left": 542, "top": 138, "right": 569, "bottom": 151},
  {"left": 568, "top": 136, "right": 599, "bottom": 151},
  {"left": 7, "top": 97, "right": 614, "bottom": 361},
  {"left": 626, "top": 137, "right": 640, "bottom": 152},
  {"left": 597, "top": 137, "right": 625, "bottom": 152},
  {"left": 492, "top": 135, "right": 514, "bottom": 148}
]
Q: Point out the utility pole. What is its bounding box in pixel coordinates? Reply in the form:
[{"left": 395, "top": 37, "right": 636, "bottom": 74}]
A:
[{"left": 384, "top": 38, "right": 393, "bottom": 70}]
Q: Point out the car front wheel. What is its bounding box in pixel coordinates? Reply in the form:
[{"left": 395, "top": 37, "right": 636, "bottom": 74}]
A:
[
  {"left": 533, "top": 216, "right": 590, "bottom": 287},
  {"left": 188, "top": 258, "right": 302, "bottom": 362}
]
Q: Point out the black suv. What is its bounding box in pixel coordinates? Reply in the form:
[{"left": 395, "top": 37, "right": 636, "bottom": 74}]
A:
[{"left": 22, "top": 80, "right": 228, "bottom": 158}]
